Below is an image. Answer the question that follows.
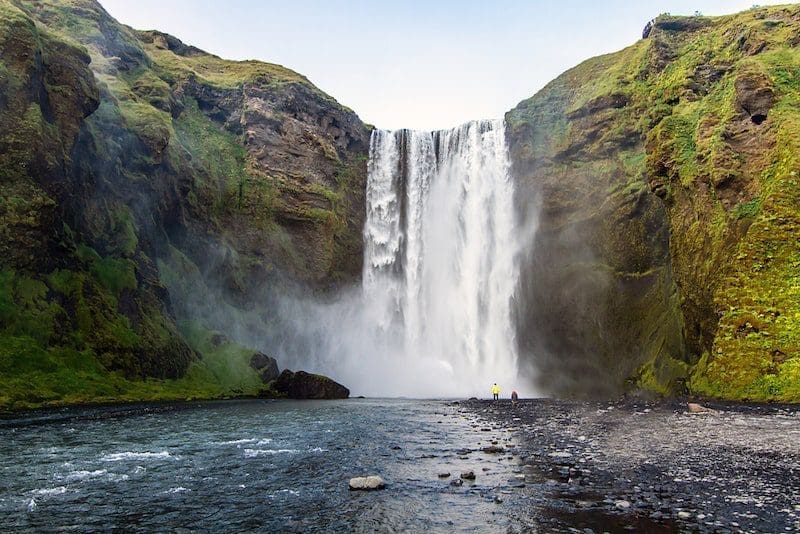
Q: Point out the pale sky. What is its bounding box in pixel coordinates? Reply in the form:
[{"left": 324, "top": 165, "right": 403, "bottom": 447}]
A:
[{"left": 99, "top": 0, "right": 790, "bottom": 130}]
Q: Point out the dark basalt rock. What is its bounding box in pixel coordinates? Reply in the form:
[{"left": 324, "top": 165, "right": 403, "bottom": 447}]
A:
[
  {"left": 250, "top": 353, "right": 280, "bottom": 383},
  {"left": 273, "top": 370, "right": 349, "bottom": 399}
]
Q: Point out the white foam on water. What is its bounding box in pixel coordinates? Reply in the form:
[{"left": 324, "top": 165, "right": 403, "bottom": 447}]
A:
[
  {"left": 62, "top": 469, "right": 107, "bottom": 482},
  {"left": 100, "top": 451, "right": 176, "bottom": 462},
  {"left": 243, "top": 448, "right": 299, "bottom": 458},
  {"left": 268, "top": 489, "right": 300, "bottom": 499},
  {"left": 309, "top": 447, "right": 328, "bottom": 453},
  {"left": 30, "top": 487, "right": 69, "bottom": 497},
  {"left": 215, "top": 438, "right": 258, "bottom": 446},
  {"left": 164, "top": 487, "right": 190, "bottom": 494}
]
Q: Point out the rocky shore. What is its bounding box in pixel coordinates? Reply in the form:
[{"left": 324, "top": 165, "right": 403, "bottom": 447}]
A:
[{"left": 461, "top": 399, "right": 800, "bottom": 532}]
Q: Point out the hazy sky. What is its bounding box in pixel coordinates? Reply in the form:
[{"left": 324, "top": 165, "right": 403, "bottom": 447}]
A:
[{"left": 99, "top": 0, "right": 788, "bottom": 130}]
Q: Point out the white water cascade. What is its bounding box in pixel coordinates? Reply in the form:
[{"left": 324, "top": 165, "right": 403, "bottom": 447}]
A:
[
  {"left": 360, "top": 119, "right": 522, "bottom": 397},
  {"left": 273, "top": 119, "right": 527, "bottom": 398}
]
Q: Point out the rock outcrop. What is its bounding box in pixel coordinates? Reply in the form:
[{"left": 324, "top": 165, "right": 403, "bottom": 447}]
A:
[
  {"left": 272, "top": 370, "right": 350, "bottom": 399},
  {"left": 508, "top": 5, "right": 800, "bottom": 401},
  {"left": 249, "top": 352, "right": 280, "bottom": 383}
]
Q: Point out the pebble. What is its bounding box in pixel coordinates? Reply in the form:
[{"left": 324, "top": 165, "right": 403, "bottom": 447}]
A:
[
  {"left": 460, "top": 470, "right": 476, "bottom": 480},
  {"left": 437, "top": 472, "right": 450, "bottom": 478},
  {"left": 615, "top": 500, "right": 631, "bottom": 510},
  {"left": 678, "top": 511, "right": 692, "bottom": 519}
]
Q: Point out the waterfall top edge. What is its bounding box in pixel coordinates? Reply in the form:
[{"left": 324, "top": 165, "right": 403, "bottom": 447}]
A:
[{"left": 372, "top": 118, "right": 505, "bottom": 136}]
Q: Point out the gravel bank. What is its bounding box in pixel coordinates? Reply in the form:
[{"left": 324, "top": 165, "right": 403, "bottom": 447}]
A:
[{"left": 461, "top": 399, "right": 800, "bottom": 533}]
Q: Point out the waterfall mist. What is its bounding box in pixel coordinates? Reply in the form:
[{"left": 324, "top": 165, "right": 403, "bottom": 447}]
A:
[{"left": 273, "top": 120, "right": 536, "bottom": 398}]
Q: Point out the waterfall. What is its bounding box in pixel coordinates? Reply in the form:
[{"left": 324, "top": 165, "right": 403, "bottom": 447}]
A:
[
  {"left": 361, "top": 119, "right": 521, "bottom": 397},
  {"left": 271, "top": 119, "right": 527, "bottom": 398}
]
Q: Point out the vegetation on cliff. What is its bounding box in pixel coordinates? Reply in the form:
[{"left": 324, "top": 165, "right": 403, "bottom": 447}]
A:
[
  {"left": 3, "top": 0, "right": 797, "bottom": 407},
  {"left": 508, "top": 4, "right": 800, "bottom": 401},
  {"left": 0, "top": 0, "right": 368, "bottom": 409}
]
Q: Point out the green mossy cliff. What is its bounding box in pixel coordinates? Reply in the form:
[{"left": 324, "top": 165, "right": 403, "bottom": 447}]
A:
[
  {"left": 508, "top": 5, "right": 800, "bottom": 401},
  {"left": 0, "top": 0, "right": 368, "bottom": 409},
  {"left": 3, "top": 0, "right": 799, "bottom": 407}
]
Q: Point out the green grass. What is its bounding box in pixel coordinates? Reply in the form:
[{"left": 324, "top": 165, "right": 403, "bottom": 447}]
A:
[
  {"left": 143, "top": 39, "right": 318, "bottom": 93},
  {"left": 0, "top": 319, "right": 267, "bottom": 411}
]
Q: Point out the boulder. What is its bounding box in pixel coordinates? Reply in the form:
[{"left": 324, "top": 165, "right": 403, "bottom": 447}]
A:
[
  {"left": 348, "top": 476, "right": 385, "bottom": 491},
  {"left": 250, "top": 353, "right": 280, "bottom": 383},
  {"left": 273, "top": 370, "right": 350, "bottom": 399}
]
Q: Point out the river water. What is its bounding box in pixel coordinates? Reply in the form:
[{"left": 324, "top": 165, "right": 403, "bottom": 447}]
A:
[{"left": 0, "top": 399, "right": 527, "bottom": 532}]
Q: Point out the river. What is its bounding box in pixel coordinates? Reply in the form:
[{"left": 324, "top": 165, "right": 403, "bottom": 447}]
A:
[{"left": 0, "top": 399, "right": 527, "bottom": 532}]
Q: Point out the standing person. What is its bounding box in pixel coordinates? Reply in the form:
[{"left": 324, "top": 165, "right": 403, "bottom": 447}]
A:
[
  {"left": 491, "top": 383, "right": 500, "bottom": 400},
  {"left": 511, "top": 390, "right": 519, "bottom": 408}
]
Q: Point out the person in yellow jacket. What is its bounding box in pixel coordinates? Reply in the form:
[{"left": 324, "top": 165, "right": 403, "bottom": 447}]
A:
[{"left": 491, "top": 383, "right": 500, "bottom": 400}]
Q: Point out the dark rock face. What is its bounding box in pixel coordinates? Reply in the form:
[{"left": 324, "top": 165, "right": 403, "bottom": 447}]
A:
[
  {"left": 0, "top": 0, "right": 197, "bottom": 381},
  {"left": 0, "top": 0, "right": 369, "bottom": 406},
  {"left": 507, "top": 5, "right": 800, "bottom": 401},
  {"left": 250, "top": 352, "right": 280, "bottom": 383},
  {"left": 507, "top": 54, "right": 685, "bottom": 398},
  {"left": 273, "top": 370, "right": 350, "bottom": 399}
]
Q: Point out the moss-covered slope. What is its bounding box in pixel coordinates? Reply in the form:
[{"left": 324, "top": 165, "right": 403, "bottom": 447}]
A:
[
  {"left": 0, "top": 0, "right": 369, "bottom": 409},
  {"left": 508, "top": 4, "right": 800, "bottom": 401}
]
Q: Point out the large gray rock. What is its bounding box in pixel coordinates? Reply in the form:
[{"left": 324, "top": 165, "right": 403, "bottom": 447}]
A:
[
  {"left": 348, "top": 476, "right": 385, "bottom": 491},
  {"left": 273, "top": 370, "right": 349, "bottom": 399}
]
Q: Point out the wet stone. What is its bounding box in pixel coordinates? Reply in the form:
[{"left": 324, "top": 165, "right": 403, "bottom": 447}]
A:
[
  {"left": 349, "top": 476, "right": 386, "bottom": 491},
  {"left": 461, "top": 470, "right": 476, "bottom": 480}
]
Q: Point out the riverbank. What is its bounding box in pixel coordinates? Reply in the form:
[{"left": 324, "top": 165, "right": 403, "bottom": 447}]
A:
[
  {"left": 462, "top": 398, "right": 800, "bottom": 532},
  {"left": 3, "top": 397, "right": 799, "bottom": 531}
]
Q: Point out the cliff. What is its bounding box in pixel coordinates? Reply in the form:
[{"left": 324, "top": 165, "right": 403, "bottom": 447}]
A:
[
  {"left": 3, "top": 0, "right": 799, "bottom": 407},
  {"left": 508, "top": 4, "right": 800, "bottom": 401},
  {"left": 0, "top": 0, "right": 369, "bottom": 408}
]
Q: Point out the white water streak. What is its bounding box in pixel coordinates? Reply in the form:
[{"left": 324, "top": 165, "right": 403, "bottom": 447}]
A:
[
  {"left": 361, "top": 120, "right": 520, "bottom": 396},
  {"left": 275, "top": 120, "right": 527, "bottom": 398}
]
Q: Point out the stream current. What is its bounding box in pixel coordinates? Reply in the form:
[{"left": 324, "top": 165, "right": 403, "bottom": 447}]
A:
[{"left": 0, "top": 399, "right": 525, "bottom": 532}]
